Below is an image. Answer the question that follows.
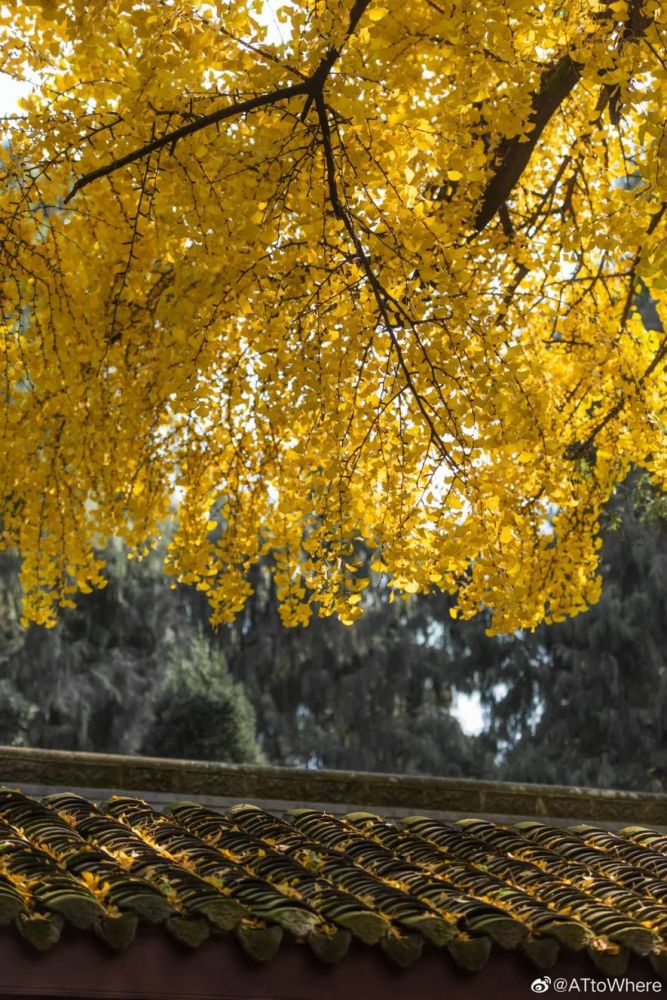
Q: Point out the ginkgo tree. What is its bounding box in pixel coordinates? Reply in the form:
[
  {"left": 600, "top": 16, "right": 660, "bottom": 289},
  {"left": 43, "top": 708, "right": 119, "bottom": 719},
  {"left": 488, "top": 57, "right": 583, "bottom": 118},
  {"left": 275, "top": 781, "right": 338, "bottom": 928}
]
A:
[{"left": 0, "top": 0, "right": 665, "bottom": 632}]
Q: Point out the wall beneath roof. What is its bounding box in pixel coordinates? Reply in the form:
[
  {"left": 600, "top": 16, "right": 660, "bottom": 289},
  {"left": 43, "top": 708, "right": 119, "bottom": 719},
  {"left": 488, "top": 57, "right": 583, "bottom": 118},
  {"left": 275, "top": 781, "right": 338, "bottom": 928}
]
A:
[
  {"left": 1, "top": 746, "right": 667, "bottom": 830},
  {"left": 0, "top": 927, "right": 662, "bottom": 999}
]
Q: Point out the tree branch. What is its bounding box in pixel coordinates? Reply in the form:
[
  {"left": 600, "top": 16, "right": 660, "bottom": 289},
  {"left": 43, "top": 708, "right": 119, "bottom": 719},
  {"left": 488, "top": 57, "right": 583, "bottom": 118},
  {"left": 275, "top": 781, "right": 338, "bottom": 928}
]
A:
[
  {"left": 64, "top": 82, "right": 309, "bottom": 204},
  {"left": 315, "top": 92, "right": 458, "bottom": 472},
  {"left": 312, "top": 0, "right": 372, "bottom": 89},
  {"left": 475, "top": 1, "right": 652, "bottom": 232},
  {"left": 65, "top": 0, "right": 374, "bottom": 205},
  {"left": 300, "top": 0, "right": 373, "bottom": 119},
  {"left": 565, "top": 202, "right": 667, "bottom": 461},
  {"left": 474, "top": 55, "right": 580, "bottom": 233}
]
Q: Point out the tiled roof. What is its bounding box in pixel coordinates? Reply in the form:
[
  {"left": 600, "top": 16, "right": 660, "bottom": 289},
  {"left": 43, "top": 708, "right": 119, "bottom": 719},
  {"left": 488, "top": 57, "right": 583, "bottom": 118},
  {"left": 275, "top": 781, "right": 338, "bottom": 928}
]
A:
[{"left": 0, "top": 787, "right": 666, "bottom": 980}]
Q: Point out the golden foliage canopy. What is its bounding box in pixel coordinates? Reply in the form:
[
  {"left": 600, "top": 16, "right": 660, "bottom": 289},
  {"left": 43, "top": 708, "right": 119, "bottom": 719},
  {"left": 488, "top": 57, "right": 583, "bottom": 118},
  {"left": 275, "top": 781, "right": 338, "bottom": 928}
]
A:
[{"left": 1, "top": 0, "right": 666, "bottom": 631}]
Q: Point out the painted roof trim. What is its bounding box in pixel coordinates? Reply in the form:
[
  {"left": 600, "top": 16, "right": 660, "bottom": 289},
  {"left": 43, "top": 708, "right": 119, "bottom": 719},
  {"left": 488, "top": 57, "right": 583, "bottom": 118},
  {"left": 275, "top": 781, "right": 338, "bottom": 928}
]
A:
[{"left": 1, "top": 746, "right": 666, "bottom": 826}]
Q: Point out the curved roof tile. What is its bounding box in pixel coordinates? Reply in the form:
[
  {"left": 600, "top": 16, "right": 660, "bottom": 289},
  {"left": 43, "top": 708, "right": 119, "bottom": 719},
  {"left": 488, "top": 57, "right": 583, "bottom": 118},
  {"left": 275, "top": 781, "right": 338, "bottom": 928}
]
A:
[{"left": 0, "top": 786, "right": 665, "bottom": 981}]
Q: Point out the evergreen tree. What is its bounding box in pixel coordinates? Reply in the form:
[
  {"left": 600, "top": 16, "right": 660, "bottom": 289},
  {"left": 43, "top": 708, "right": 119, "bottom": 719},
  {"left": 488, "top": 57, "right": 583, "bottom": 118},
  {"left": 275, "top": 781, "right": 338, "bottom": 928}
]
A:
[
  {"left": 0, "top": 538, "right": 265, "bottom": 763},
  {"left": 0, "top": 540, "right": 173, "bottom": 752},
  {"left": 140, "top": 633, "right": 264, "bottom": 764},
  {"left": 0, "top": 533, "right": 482, "bottom": 776},
  {"left": 494, "top": 479, "right": 667, "bottom": 791},
  {"left": 196, "top": 561, "right": 486, "bottom": 776},
  {"left": 2, "top": 476, "right": 666, "bottom": 791},
  {"left": 0, "top": 551, "right": 31, "bottom": 746}
]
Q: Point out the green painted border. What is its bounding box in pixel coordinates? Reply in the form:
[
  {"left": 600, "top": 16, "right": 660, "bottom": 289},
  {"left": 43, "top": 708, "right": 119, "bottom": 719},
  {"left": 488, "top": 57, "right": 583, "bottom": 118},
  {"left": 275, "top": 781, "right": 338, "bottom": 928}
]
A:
[{"left": 1, "top": 746, "right": 666, "bottom": 824}]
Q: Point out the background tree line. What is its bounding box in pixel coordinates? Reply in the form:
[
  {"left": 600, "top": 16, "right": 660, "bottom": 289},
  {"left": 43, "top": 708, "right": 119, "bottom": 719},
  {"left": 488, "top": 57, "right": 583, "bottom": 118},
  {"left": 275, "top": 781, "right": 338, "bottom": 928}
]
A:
[{"left": 0, "top": 473, "right": 665, "bottom": 793}]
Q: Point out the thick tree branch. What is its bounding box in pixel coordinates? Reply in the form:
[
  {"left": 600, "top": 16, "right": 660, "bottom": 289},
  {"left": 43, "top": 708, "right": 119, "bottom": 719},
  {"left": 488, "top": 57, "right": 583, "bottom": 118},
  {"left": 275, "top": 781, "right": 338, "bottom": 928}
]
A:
[
  {"left": 64, "top": 83, "right": 309, "bottom": 204},
  {"left": 475, "top": 1, "right": 652, "bottom": 232},
  {"left": 300, "top": 0, "right": 373, "bottom": 119},
  {"left": 310, "top": 0, "right": 372, "bottom": 91},
  {"left": 474, "top": 55, "right": 580, "bottom": 233},
  {"left": 65, "top": 0, "right": 373, "bottom": 205}
]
